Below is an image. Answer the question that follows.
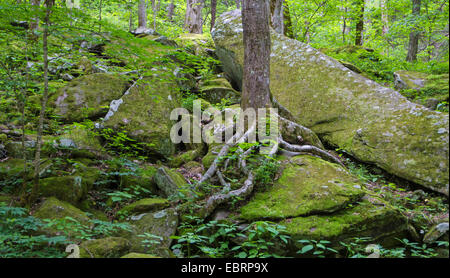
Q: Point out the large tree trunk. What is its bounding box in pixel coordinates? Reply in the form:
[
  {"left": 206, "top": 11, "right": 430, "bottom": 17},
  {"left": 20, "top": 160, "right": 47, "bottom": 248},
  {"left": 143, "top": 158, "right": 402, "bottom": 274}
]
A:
[
  {"left": 211, "top": 0, "right": 217, "bottom": 31},
  {"left": 138, "top": 0, "right": 147, "bottom": 29},
  {"left": 406, "top": 0, "right": 421, "bottom": 62},
  {"left": 185, "top": 0, "right": 204, "bottom": 33},
  {"left": 151, "top": 0, "right": 157, "bottom": 30},
  {"left": 270, "top": 0, "right": 284, "bottom": 34},
  {"left": 30, "top": 0, "right": 54, "bottom": 205},
  {"left": 241, "top": 0, "right": 271, "bottom": 111},
  {"left": 354, "top": 0, "right": 364, "bottom": 46}
]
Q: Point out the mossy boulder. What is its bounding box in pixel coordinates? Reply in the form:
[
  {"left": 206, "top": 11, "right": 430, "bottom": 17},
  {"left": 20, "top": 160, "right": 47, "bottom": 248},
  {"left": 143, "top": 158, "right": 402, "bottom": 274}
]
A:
[
  {"left": 79, "top": 237, "right": 131, "bottom": 258},
  {"left": 212, "top": 10, "right": 449, "bottom": 196},
  {"left": 33, "top": 197, "right": 89, "bottom": 224},
  {"left": 394, "top": 71, "right": 428, "bottom": 91},
  {"left": 59, "top": 124, "right": 105, "bottom": 158},
  {"left": 168, "top": 144, "right": 205, "bottom": 168},
  {"left": 240, "top": 155, "right": 366, "bottom": 220},
  {"left": 121, "top": 164, "right": 158, "bottom": 193},
  {"left": 176, "top": 33, "right": 215, "bottom": 55},
  {"left": 281, "top": 197, "right": 407, "bottom": 247},
  {"left": 121, "top": 208, "right": 179, "bottom": 257},
  {"left": 153, "top": 166, "right": 187, "bottom": 197},
  {"left": 120, "top": 252, "right": 160, "bottom": 258},
  {"left": 103, "top": 76, "right": 181, "bottom": 159},
  {"left": 200, "top": 78, "right": 240, "bottom": 105},
  {"left": 118, "top": 198, "right": 169, "bottom": 216},
  {"left": 0, "top": 158, "right": 31, "bottom": 181},
  {"left": 38, "top": 171, "right": 99, "bottom": 205},
  {"left": 51, "top": 73, "right": 130, "bottom": 122}
]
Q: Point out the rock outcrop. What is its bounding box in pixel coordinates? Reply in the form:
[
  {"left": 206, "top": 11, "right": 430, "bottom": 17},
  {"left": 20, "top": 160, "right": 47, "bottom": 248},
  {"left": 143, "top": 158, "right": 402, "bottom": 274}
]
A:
[{"left": 212, "top": 10, "right": 449, "bottom": 196}]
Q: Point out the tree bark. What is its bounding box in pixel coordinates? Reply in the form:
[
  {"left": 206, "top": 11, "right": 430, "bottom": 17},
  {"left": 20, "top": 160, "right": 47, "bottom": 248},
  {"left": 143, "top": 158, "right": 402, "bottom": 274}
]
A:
[
  {"left": 283, "top": 1, "right": 294, "bottom": 38},
  {"left": 270, "top": 0, "right": 284, "bottom": 34},
  {"left": 354, "top": 0, "right": 364, "bottom": 46},
  {"left": 381, "top": 0, "right": 389, "bottom": 35},
  {"left": 241, "top": 0, "right": 272, "bottom": 111},
  {"left": 235, "top": 0, "right": 241, "bottom": 9},
  {"left": 211, "top": 0, "right": 217, "bottom": 31},
  {"left": 406, "top": 0, "right": 421, "bottom": 62},
  {"left": 185, "top": 0, "right": 204, "bottom": 34},
  {"left": 138, "top": 0, "right": 147, "bottom": 29},
  {"left": 167, "top": 0, "right": 175, "bottom": 21},
  {"left": 31, "top": 0, "right": 54, "bottom": 205},
  {"left": 29, "top": 0, "right": 40, "bottom": 40}
]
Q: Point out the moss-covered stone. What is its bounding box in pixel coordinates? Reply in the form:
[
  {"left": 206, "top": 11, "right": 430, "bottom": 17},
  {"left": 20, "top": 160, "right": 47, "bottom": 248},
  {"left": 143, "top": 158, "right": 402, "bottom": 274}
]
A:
[
  {"left": 33, "top": 197, "right": 89, "bottom": 224},
  {"left": 153, "top": 166, "right": 187, "bottom": 197},
  {"left": 103, "top": 76, "right": 181, "bottom": 159},
  {"left": 200, "top": 78, "right": 240, "bottom": 105},
  {"left": 118, "top": 198, "right": 169, "bottom": 215},
  {"left": 59, "top": 124, "right": 105, "bottom": 158},
  {"left": 202, "top": 144, "right": 224, "bottom": 169},
  {"left": 121, "top": 164, "right": 158, "bottom": 192},
  {"left": 240, "top": 155, "right": 365, "bottom": 220},
  {"left": 38, "top": 175, "right": 91, "bottom": 205},
  {"left": 121, "top": 208, "right": 179, "bottom": 257},
  {"left": 212, "top": 10, "right": 449, "bottom": 196},
  {"left": 281, "top": 197, "right": 407, "bottom": 246},
  {"left": 169, "top": 144, "right": 205, "bottom": 168},
  {"left": 51, "top": 73, "right": 130, "bottom": 122},
  {"left": 176, "top": 33, "right": 215, "bottom": 55},
  {"left": 120, "top": 252, "right": 160, "bottom": 258},
  {"left": 0, "top": 158, "right": 32, "bottom": 181},
  {"left": 79, "top": 237, "right": 131, "bottom": 258}
]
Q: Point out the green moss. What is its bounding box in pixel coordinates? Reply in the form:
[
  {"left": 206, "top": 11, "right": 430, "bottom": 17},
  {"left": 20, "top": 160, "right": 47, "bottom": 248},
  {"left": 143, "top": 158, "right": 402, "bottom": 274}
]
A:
[
  {"left": 50, "top": 73, "right": 130, "bottom": 122},
  {"left": 104, "top": 76, "right": 181, "bottom": 158},
  {"left": 153, "top": 166, "right": 187, "bottom": 197},
  {"left": 118, "top": 198, "right": 169, "bottom": 215},
  {"left": 169, "top": 145, "right": 205, "bottom": 168},
  {"left": 121, "top": 164, "right": 158, "bottom": 192},
  {"left": 0, "top": 134, "right": 7, "bottom": 144},
  {"left": 33, "top": 197, "right": 89, "bottom": 224},
  {"left": 202, "top": 144, "right": 224, "bottom": 169},
  {"left": 79, "top": 237, "right": 131, "bottom": 258},
  {"left": 121, "top": 252, "right": 160, "bottom": 258},
  {"left": 38, "top": 175, "right": 90, "bottom": 205},
  {"left": 281, "top": 197, "right": 407, "bottom": 245},
  {"left": 240, "top": 155, "right": 365, "bottom": 220}
]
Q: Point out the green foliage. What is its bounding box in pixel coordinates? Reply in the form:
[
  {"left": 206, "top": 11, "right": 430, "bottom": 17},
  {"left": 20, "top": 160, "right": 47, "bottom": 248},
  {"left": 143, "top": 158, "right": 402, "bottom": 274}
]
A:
[
  {"left": 0, "top": 203, "right": 69, "bottom": 258},
  {"left": 171, "top": 218, "right": 291, "bottom": 258},
  {"left": 296, "top": 239, "right": 338, "bottom": 258}
]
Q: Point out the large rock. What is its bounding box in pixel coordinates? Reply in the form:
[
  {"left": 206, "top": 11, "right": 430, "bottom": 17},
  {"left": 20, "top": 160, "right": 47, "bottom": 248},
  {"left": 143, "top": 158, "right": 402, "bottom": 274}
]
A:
[
  {"left": 33, "top": 197, "right": 90, "bottom": 224},
  {"left": 51, "top": 73, "right": 130, "bottom": 122},
  {"left": 121, "top": 208, "right": 179, "bottom": 257},
  {"left": 239, "top": 155, "right": 407, "bottom": 248},
  {"left": 79, "top": 237, "right": 131, "bottom": 258},
  {"left": 240, "top": 155, "right": 365, "bottom": 220},
  {"left": 212, "top": 10, "right": 449, "bottom": 196},
  {"left": 103, "top": 76, "right": 181, "bottom": 159}
]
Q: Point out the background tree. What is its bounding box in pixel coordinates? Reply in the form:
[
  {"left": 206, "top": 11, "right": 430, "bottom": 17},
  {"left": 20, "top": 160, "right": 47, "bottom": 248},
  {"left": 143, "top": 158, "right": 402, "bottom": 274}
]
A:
[
  {"left": 355, "top": 0, "right": 365, "bottom": 46},
  {"left": 185, "top": 0, "right": 204, "bottom": 33}
]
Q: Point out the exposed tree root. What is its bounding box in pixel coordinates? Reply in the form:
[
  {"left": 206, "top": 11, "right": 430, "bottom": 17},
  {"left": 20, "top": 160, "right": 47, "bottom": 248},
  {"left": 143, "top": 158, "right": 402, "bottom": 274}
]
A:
[{"left": 196, "top": 114, "right": 345, "bottom": 218}]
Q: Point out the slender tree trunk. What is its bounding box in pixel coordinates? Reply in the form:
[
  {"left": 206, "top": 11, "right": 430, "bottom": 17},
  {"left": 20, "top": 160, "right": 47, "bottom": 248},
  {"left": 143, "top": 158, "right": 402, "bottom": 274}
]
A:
[
  {"left": 30, "top": 0, "right": 54, "bottom": 205},
  {"left": 185, "top": 0, "right": 204, "bottom": 34},
  {"left": 241, "top": 0, "right": 271, "bottom": 111},
  {"left": 406, "top": 0, "right": 421, "bottom": 62},
  {"left": 211, "top": 0, "right": 217, "bottom": 31},
  {"left": 30, "top": 0, "right": 40, "bottom": 40},
  {"left": 98, "top": 0, "right": 103, "bottom": 32},
  {"left": 381, "top": 0, "right": 389, "bottom": 35},
  {"left": 354, "top": 0, "right": 364, "bottom": 46},
  {"left": 283, "top": 1, "right": 294, "bottom": 38},
  {"left": 270, "top": 0, "right": 284, "bottom": 34},
  {"left": 138, "top": 0, "right": 147, "bottom": 29},
  {"left": 151, "top": 0, "right": 157, "bottom": 30},
  {"left": 128, "top": 0, "right": 134, "bottom": 32},
  {"left": 167, "top": 0, "right": 175, "bottom": 21},
  {"left": 235, "top": 0, "right": 241, "bottom": 9}
]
